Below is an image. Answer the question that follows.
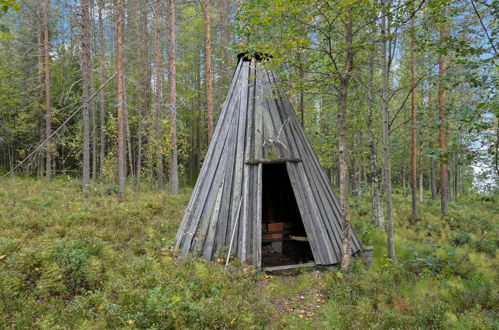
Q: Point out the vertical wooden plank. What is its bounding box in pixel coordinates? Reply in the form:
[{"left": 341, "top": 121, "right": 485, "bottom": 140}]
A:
[
  {"left": 176, "top": 60, "right": 243, "bottom": 248},
  {"left": 254, "top": 163, "right": 262, "bottom": 268},
  {"left": 240, "top": 58, "right": 257, "bottom": 262},
  {"left": 213, "top": 98, "right": 241, "bottom": 256},
  {"left": 202, "top": 176, "right": 225, "bottom": 259},
  {"left": 180, "top": 104, "right": 238, "bottom": 256},
  {"left": 226, "top": 60, "right": 251, "bottom": 258}
]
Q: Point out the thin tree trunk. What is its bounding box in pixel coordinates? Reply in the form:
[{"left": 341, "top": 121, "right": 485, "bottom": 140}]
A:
[
  {"left": 339, "top": 8, "right": 354, "bottom": 271},
  {"left": 419, "top": 173, "right": 423, "bottom": 203},
  {"left": 115, "top": 0, "right": 126, "bottom": 200},
  {"left": 154, "top": 0, "right": 164, "bottom": 189},
  {"left": 36, "top": 3, "right": 45, "bottom": 177},
  {"left": 168, "top": 0, "right": 179, "bottom": 195},
  {"left": 81, "top": 0, "right": 91, "bottom": 191},
  {"left": 204, "top": 0, "right": 214, "bottom": 142},
  {"left": 402, "top": 164, "right": 407, "bottom": 197},
  {"left": 43, "top": 0, "right": 52, "bottom": 179},
  {"left": 298, "top": 52, "right": 305, "bottom": 127},
  {"left": 124, "top": 89, "right": 133, "bottom": 184},
  {"left": 90, "top": 0, "right": 97, "bottom": 182},
  {"left": 220, "top": 0, "right": 232, "bottom": 81},
  {"left": 135, "top": 0, "right": 149, "bottom": 193},
  {"left": 367, "top": 40, "right": 383, "bottom": 227},
  {"left": 410, "top": 13, "right": 418, "bottom": 221},
  {"left": 430, "top": 152, "right": 437, "bottom": 200},
  {"left": 237, "top": 0, "right": 244, "bottom": 47},
  {"left": 98, "top": 0, "right": 106, "bottom": 180},
  {"left": 438, "top": 13, "right": 448, "bottom": 216},
  {"left": 381, "top": 1, "right": 397, "bottom": 263}
]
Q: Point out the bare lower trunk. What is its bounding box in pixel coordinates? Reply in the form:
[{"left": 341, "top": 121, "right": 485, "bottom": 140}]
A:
[
  {"left": 115, "top": 0, "right": 126, "bottom": 200},
  {"left": 367, "top": 40, "right": 383, "bottom": 227},
  {"left": 204, "top": 0, "right": 214, "bottom": 142},
  {"left": 81, "top": 0, "right": 91, "bottom": 191},
  {"left": 90, "top": 0, "right": 97, "bottom": 182},
  {"left": 135, "top": 0, "right": 149, "bottom": 193},
  {"left": 154, "top": 0, "right": 164, "bottom": 189},
  {"left": 237, "top": 0, "right": 244, "bottom": 47},
  {"left": 402, "top": 164, "right": 407, "bottom": 197},
  {"left": 98, "top": 0, "right": 105, "bottom": 180},
  {"left": 36, "top": 5, "right": 45, "bottom": 177},
  {"left": 43, "top": 0, "right": 52, "bottom": 178},
  {"left": 298, "top": 52, "right": 305, "bottom": 127},
  {"left": 168, "top": 0, "right": 179, "bottom": 195},
  {"left": 438, "top": 15, "right": 448, "bottom": 216},
  {"left": 339, "top": 9, "right": 354, "bottom": 271},
  {"left": 419, "top": 173, "right": 423, "bottom": 203},
  {"left": 381, "top": 2, "right": 397, "bottom": 263},
  {"left": 410, "top": 13, "right": 418, "bottom": 221}
]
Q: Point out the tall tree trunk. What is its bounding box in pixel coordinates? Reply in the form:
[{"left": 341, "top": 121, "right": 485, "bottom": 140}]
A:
[
  {"left": 81, "top": 0, "right": 91, "bottom": 191},
  {"left": 36, "top": 3, "right": 45, "bottom": 177},
  {"left": 43, "top": 0, "right": 52, "bottom": 178},
  {"left": 438, "top": 13, "right": 448, "bottom": 216},
  {"left": 115, "top": 0, "right": 126, "bottom": 200},
  {"left": 339, "top": 8, "right": 354, "bottom": 271},
  {"left": 90, "top": 0, "right": 97, "bottom": 182},
  {"left": 419, "top": 173, "right": 423, "bottom": 203},
  {"left": 367, "top": 40, "right": 383, "bottom": 228},
  {"left": 237, "top": 0, "right": 244, "bottom": 47},
  {"left": 135, "top": 0, "right": 150, "bottom": 193},
  {"left": 98, "top": 0, "right": 105, "bottom": 180},
  {"left": 381, "top": 1, "right": 397, "bottom": 263},
  {"left": 168, "top": 0, "right": 179, "bottom": 195},
  {"left": 219, "top": 0, "right": 232, "bottom": 82},
  {"left": 154, "top": 0, "right": 164, "bottom": 189},
  {"left": 204, "top": 0, "right": 214, "bottom": 142},
  {"left": 298, "top": 52, "right": 305, "bottom": 127},
  {"left": 410, "top": 13, "right": 418, "bottom": 221}
]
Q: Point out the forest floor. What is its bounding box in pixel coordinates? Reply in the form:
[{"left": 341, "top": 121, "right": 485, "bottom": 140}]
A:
[{"left": 0, "top": 177, "right": 497, "bottom": 329}]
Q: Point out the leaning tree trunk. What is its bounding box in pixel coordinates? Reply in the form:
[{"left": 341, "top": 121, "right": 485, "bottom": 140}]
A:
[
  {"left": 381, "top": 1, "right": 397, "bottom": 263},
  {"left": 115, "top": 0, "right": 126, "bottom": 200},
  {"left": 43, "top": 0, "right": 52, "bottom": 178},
  {"left": 438, "top": 13, "right": 448, "bottom": 216},
  {"left": 168, "top": 0, "right": 179, "bottom": 195},
  {"left": 339, "top": 8, "right": 354, "bottom": 271},
  {"left": 81, "top": 0, "right": 91, "bottom": 191},
  {"left": 204, "top": 0, "right": 214, "bottom": 142}
]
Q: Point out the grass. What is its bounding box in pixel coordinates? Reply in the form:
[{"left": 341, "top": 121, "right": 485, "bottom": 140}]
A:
[{"left": 0, "top": 176, "right": 497, "bottom": 329}]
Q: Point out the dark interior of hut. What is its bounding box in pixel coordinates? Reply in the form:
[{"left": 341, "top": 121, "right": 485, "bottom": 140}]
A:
[{"left": 261, "top": 163, "right": 314, "bottom": 267}]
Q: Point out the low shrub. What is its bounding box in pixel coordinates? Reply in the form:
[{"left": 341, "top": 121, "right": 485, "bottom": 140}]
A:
[{"left": 451, "top": 231, "right": 471, "bottom": 246}]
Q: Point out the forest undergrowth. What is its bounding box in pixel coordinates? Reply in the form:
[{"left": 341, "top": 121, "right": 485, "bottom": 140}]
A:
[{"left": 0, "top": 177, "right": 497, "bottom": 329}]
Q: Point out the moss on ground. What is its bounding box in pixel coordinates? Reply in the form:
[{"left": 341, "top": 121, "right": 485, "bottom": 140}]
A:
[{"left": 0, "top": 177, "right": 497, "bottom": 329}]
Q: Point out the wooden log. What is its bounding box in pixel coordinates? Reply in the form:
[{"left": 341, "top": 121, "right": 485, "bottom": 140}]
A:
[{"left": 245, "top": 158, "right": 302, "bottom": 165}]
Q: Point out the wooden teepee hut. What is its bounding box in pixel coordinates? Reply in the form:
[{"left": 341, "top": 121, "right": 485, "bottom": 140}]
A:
[{"left": 176, "top": 53, "right": 362, "bottom": 269}]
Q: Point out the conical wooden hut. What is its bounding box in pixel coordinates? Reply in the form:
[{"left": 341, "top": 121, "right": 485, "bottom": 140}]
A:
[{"left": 176, "top": 53, "right": 362, "bottom": 269}]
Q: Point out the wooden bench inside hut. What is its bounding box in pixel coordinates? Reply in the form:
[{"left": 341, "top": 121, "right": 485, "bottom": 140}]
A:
[{"left": 261, "top": 163, "right": 314, "bottom": 267}]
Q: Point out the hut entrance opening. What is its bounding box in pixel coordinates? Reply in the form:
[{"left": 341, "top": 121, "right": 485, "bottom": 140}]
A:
[{"left": 261, "top": 163, "right": 314, "bottom": 267}]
